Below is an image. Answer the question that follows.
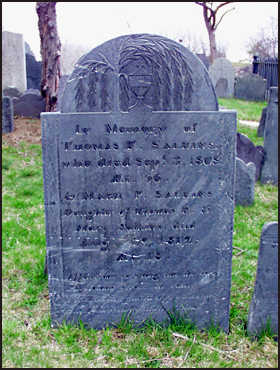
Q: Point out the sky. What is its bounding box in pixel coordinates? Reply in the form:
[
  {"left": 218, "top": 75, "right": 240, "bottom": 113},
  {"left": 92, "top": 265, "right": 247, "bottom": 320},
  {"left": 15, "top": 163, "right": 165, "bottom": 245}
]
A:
[{"left": 2, "top": 2, "right": 278, "bottom": 63}]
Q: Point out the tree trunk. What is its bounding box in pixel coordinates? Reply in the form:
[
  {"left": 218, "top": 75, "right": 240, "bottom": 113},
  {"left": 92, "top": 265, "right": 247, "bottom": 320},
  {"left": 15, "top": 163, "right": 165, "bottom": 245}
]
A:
[
  {"left": 208, "top": 29, "right": 218, "bottom": 64},
  {"left": 36, "top": 2, "right": 61, "bottom": 112}
]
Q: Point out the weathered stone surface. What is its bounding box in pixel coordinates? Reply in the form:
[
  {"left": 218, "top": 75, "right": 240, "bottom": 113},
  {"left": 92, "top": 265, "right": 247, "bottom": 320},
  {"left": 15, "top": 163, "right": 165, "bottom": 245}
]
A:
[
  {"left": 247, "top": 222, "right": 278, "bottom": 337},
  {"left": 236, "top": 133, "right": 264, "bottom": 181},
  {"left": 42, "top": 34, "right": 236, "bottom": 332},
  {"left": 257, "top": 107, "right": 267, "bottom": 137},
  {"left": 42, "top": 110, "right": 236, "bottom": 332},
  {"left": 235, "top": 158, "right": 255, "bottom": 206},
  {"left": 209, "top": 58, "right": 235, "bottom": 98},
  {"left": 61, "top": 34, "right": 218, "bottom": 113},
  {"left": 2, "top": 31, "right": 27, "bottom": 93},
  {"left": 14, "top": 91, "right": 45, "bottom": 118},
  {"left": 234, "top": 72, "right": 266, "bottom": 101},
  {"left": 2, "top": 96, "right": 14, "bottom": 134},
  {"left": 260, "top": 87, "right": 278, "bottom": 185}
]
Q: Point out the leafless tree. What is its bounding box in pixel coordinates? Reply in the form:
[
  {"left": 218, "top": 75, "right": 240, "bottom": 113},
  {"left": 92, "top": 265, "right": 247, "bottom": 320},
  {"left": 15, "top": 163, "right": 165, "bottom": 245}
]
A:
[
  {"left": 195, "top": 2, "right": 235, "bottom": 63},
  {"left": 36, "top": 2, "right": 61, "bottom": 112},
  {"left": 246, "top": 16, "right": 278, "bottom": 59}
]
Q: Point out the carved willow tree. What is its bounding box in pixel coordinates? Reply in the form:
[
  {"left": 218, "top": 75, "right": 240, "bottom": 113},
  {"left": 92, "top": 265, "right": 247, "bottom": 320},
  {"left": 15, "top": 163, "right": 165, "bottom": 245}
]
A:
[
  {"left": 36, "top": 2, "right": 61, "bottom": 112},
  {"left": 195, "top": 2, "right": 235, "bottom": 63}
]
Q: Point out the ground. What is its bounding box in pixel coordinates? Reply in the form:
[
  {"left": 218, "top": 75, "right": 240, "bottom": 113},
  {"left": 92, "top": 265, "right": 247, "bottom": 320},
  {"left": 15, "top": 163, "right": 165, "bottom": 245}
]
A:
[{"left": 2, "top": 117, "right": 42, "bottom": 146}]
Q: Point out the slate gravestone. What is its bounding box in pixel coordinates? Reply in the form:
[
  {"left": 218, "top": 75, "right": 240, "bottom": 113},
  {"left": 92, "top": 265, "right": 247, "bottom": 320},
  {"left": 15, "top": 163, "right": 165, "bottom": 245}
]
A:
[
  {"left": 247, "top": 222, "right": 278, "bottom": 337},
  {"left": 42, "top": 34, "right": 236, "bottom": 332},
  {"left": 26, "top": 53, "right": 42, "bottom": 90},
  {"left": 257, "top": 107, "right": 267, "bottom": 137},
  {"left": 234, "top": 72, "right": 266, "bottom": 101},
  {"left": 2, "top": 31, "right": 27, "bottom": 94},
  {"left": 236, "top": 133, "right": 264, "bottom": 181},
  {"left": 208, "top": 58, "right": 235, "bottom": 98},
  {"left": 235, "top": 158, "right": 255, "bottom": 206},
  {"left": 13, "top": 90, "right": 45, "bottom": 118},
  {"left": 260, "top": 87, "right": 278, "bottom": 185},
  {"left": 2, "top": 96, "right": 14, "bottom": 134}
]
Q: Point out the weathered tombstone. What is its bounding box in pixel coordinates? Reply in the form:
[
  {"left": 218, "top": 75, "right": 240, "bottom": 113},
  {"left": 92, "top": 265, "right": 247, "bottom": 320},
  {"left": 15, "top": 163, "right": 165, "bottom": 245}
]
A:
[
  {"left": 257, "top": 106, "right": 267, "bottom": 137},
  {"left": 209, "top": 58, "right": 235, "bottom": 98},
  {"left": 234, "top": 72, "right": 266, "bottom": 101},
  {"left": 42, "top": 34, "right": 236, "bottom": 332},
  {"left": 236, "top": 133, "right": 264, "bottom": 181},
  {"left": 260, "top": 87, "right": 278, "bottom": 185},
  {"left": 2, "top": 96, "right": 14, "bottom": 134},
  {"left": 247, "top": 222, "right": 278, "bottom": 337},
  {"left": 13, "top": 90, "right": 45, "bottom": 118},
  {"left": 234, "top": 158, "right": 255, "bottom": 206},
  {"left": 2, "top": 31, "right": 27, "bottom": 94}
]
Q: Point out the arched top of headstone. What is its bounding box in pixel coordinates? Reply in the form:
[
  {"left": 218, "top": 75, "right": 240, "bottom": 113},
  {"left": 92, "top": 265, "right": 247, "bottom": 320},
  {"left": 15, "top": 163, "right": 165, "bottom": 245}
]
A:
[{"left": 61, "top": 33, "right": 218, "bottom": 113}]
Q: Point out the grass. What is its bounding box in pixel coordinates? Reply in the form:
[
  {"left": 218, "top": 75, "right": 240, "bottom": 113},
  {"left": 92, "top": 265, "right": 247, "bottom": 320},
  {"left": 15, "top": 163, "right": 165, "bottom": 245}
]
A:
[
  {"left": 218, "top": 97, "right": 266, "bottom": 122},
  {"left": 2, "top": 104, "right": 278, "bottom": 367}
]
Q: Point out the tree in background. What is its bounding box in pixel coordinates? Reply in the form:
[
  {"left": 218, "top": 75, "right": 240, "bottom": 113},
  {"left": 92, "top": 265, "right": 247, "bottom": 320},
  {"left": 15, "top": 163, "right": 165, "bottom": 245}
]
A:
[
  {"left": 246, "top": 16, "right": 278, "bottom": 59},
  {"left": 61, "top": 41, "right": 91, "bottom": 75},
  {"left": 36, "top": 2, "right": 61, "bottom": 112},
  {"left": 195, "top": 2, "right": 235, "bottom": 63}
]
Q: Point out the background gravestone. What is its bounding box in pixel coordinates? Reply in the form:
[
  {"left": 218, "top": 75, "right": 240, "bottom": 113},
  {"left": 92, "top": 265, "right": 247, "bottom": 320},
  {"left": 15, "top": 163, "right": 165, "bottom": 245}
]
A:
[
  {"left": 43, "top": 34, "right": 236, "bottom": 332},
  {"left": 2, "top": 96, "right": 14, "bottom": 134},
  {"left": 247, "top": 222, "right": 278, "bottom": 337},
  {"left": 236, "top": 133, "right": 264, "bottom": 181},
  {"left": 208, "top": 57, "right": 235, "bottom": 98},
  {"left": 260, "top": 87, "right": 278, "bottom": 185},
  {"left": 234, "top": 72, "right": 266, "bottom": 101},
  {"left": 234, "top": 158, "right": 255, "bottom": 206},
  {"left": 13, "top": 90, "right": 45, "bottom": 118},
  {"left": 2, "top": 31, "right": 27, "bottom": 94}
]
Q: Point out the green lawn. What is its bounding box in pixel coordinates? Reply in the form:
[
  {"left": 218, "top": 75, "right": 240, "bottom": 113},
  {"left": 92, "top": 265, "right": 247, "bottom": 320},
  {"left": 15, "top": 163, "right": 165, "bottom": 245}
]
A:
[
  {"left": 2, "top": 109, "right": 278, "bottom": 367},
  {"left": 218, "top": 97, "right": 266, "bottom": 122}
]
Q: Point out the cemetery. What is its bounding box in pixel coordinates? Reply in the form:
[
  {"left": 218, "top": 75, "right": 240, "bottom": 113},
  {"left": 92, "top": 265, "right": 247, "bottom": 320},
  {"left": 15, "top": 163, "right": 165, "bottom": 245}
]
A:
[{"left": 2, "top": 30, "right": 278, "bottom": 367}]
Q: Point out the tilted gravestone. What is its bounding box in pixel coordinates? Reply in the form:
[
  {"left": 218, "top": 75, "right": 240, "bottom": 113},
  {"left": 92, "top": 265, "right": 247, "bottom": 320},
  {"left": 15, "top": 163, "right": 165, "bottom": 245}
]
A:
[
  {"left": 234, "top": 72, "right": 266, "bottom": 101},
  {"left": 247, "top": 222, "right": 278, "bottom": 337},
  {"left": 209, "top": 58, "right": 235, "bottom": 98},
  {"left": 2, "top": 31, "right": 27, "bottom": 94},
  {"left": 257, "top": 106, "right": 267, "bottom": 137},
  {"left": 260, "top": 87, "right": 278, "bottom": 186},
  {"left": 236, "top": 133, "right": 264, "bottom": 181},
  {"left": 234, "top": 158, "right": 255, "bottom": 206},
  {"left": 2, "top": 96, "right": 14, "bottom": 134},
  {"left": 42, "top": 34, "right": 236, "bottom": 332}
]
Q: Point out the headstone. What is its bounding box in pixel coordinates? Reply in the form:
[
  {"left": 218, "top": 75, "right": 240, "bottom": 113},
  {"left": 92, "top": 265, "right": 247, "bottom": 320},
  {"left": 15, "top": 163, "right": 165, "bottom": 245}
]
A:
[
  {"left": 209, "top": 58, "right": 235, "bottom": 98},
  {"left": 257, "top": 107, "right": 267, "bottom": 137},
  {"left": 42, "top": 34, "right": 236, "bottom": 332},
  {"left": 234, "top": 158, "right": 255, "bottom": 206},
  {"left": 61, "top": 34, "right": 218, "bottom": 112},
  {"left": 14, "top": 90, "right": 45, "bottom": 118},
  {"left": 2, "top": 96, "right": 14, "bottom": 134},
  {"left": 247, "top": 222, "right": 278, "bottom": 337},
  {"left": 236, "top": 133, "right": 264, "bottom": 181},
  {"left": 260, "top": 87, "right": 278, "bottom": 185},
  {"left": 2, "top": 31, "right": 27, "bottom": 94},
  {"left": 25, "top": 41, "right": 35, "bottom": 58},
  {"left": 234, "top": 72, "right": 266, "bottom": 101},
  {"left": 26, "top": 53, "right": 42, "bottom": 90}
]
